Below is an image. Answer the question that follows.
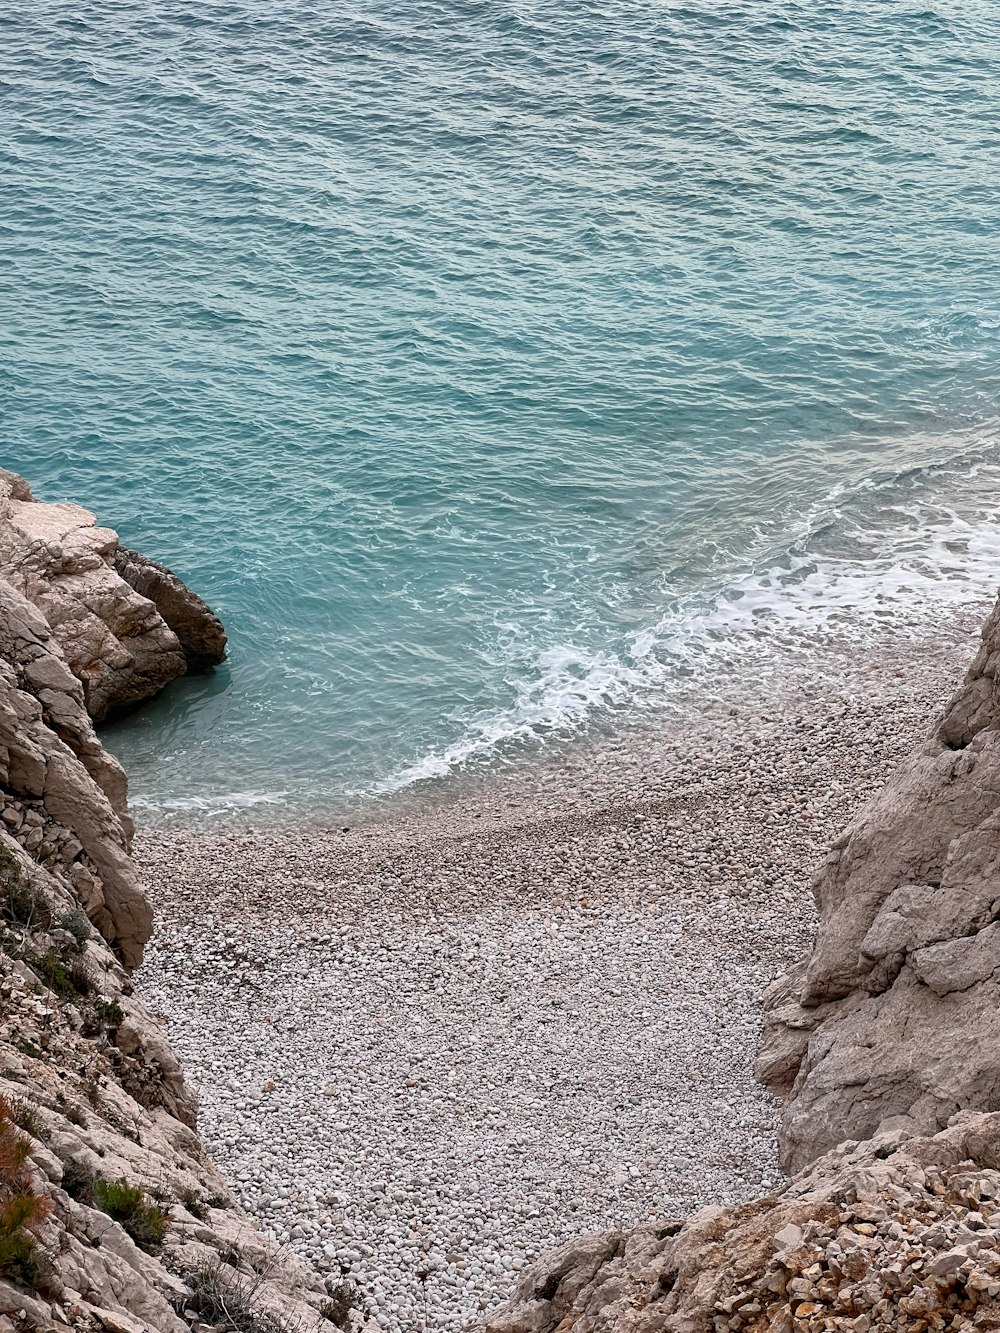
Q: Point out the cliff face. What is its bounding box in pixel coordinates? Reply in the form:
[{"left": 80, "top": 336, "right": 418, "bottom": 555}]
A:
[
  {"left": 0, "top": 474, "right": 341, "bottom": 1333},
  {"left": 755, "top": 598, "right": 1000, "bottom": 1173},
  {"left": 0, "top": 471, "right": 225, "bottom": 725},
  {"left": 477, "top": 593, "right": 1000, "bottom": 1333}
]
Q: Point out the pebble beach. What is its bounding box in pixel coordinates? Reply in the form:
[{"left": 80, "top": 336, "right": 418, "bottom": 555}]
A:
[{"left": 138, "top": 614, "right": 985, "bottom": 1333}]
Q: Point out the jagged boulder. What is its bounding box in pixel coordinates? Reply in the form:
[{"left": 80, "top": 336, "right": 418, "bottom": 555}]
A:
[
  {"left": 111, "top": 548, "right": 226, "bottom": 676},
  {"left": 474, "top": 1112, "right": 1000, "bottom": 1333},
  {"left": 0, "top": 471, "right": 225, "bottom": 722},
  {"left": 757, "top": 595, "right": 1000, "bottom": 1172}
]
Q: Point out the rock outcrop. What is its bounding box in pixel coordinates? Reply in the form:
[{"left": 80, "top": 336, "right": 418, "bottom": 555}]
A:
[
  {"left": 476, "top": 591, "right": 1000, "bottom": 1333},
  {"left": 757, "top": 597, "right": 1000, "bottom": 1172},
  {"left": 111, "top": 549, "right": 226, "bottom": 677},
  {"left": 0, "top": 472, "right": 225, "bottom": 723},
  {"left": 478, "top": 1112, "right": 1000, "bottom": 1333},
  {"left": 0, "top": 472, "right": 342, "bottom": 1333}
]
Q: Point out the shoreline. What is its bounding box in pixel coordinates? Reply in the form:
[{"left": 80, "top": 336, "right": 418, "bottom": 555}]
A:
[
  {"left": 135, "top": 605, "right": 988, "bottom": 1332},
  {"left": 130, "top": 599, "right": 988, "bottom": 837}
]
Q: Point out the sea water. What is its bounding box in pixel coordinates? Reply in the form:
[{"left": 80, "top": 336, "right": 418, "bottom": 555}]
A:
[{"left": 3, "top": 1, "right": 1000, "bottom": 819}]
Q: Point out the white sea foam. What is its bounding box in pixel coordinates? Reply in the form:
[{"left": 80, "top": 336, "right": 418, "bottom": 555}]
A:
[
  {"left": 130, "top": 788, "right": 292, "bottom": 819},
  {"left": 385, "top": 444, "right": 1000, "bottom": 792}
]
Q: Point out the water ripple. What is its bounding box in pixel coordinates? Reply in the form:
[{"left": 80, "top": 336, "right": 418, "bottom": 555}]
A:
[{"left": 2, "top": 0, "right": 999, "bottom": 817}]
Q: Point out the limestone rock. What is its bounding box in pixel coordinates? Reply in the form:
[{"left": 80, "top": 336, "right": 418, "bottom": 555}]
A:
[
  {"left": 0, "top": 573, "right": 150, "bottom": 966},
  {"left": 0, "top": 470, "right": 224, "bottom": 721},
  {"left": 475, "top": 1113, "right": 1000, "bottom": 1333},
  {"left": 112, "top": 547, "right": 226, "bottom": 674},
  {"left": 0, "top": 472, "right": 334, "bottom": 1333},
  {"left": 757, "top": 593, "right": 1000, "bottom": 1171}
]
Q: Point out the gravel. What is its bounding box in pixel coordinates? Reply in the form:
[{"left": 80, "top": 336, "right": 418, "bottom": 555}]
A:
[{"left": 137, "top": 615, "right": 984, "bottom": 1332}]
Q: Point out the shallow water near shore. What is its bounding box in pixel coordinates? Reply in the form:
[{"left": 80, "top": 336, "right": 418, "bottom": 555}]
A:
[{"left": 4, "top": 2, "right": 1000, "bottom": 820}]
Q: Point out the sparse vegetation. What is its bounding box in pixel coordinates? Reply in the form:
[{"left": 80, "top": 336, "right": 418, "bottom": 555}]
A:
[
  {"left": 81, "top": 993, "right": 124, "bottom": 1039},
  {"left": 60, "top": 1159, "right": 95, "bottom": 1202},
  {"left": 320, "top": 1282, "right": 356, "bottom": 1329},
  {"left": 28, "top": 950, "right": 79, "bottom": 1001},
  {"left": 69, "top": 955, "right": 95, "bottom": 996},
  {"left": 178, "top": 1186, "right": 209, "bottom": 1220},
  {"left": 0, "top": 845, "right": 45, "bottom": 930},
  {"left": 94, "top": 998, "right": 124, "bottom": 1030},
  {"left": 183, "top": 1256, "right": 313, "bottom": 1333},
  {"left": 91, "top": 1177, "right": 170, "bottom": 1253},
  {"left": 0, "top": 1096, "right": 51, "bottom": 1285},
  {"left": 5, "top": 1097, "right": 44, "bottom": 1142},
  {"left": 58, "top": 908, "right": 92, "bottom": 949}
]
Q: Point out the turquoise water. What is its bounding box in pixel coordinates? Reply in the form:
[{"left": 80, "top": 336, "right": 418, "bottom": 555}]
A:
[{"left": 3, "top": 2, "right": 1000, "bottom": 819}]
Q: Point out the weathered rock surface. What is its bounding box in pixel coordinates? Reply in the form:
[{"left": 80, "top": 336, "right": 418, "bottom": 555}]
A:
[
  {"left": 0, "top": 472, "right": 225, "bottom": 722},
  {"left": 0, "top": 471, "right": 342, "bottom": 1333},
  {"left": 0, "top": 566, "right": 148, "bottom": 969},
  {"left": 477, "top": 1112, "right": 1000, "bottom": 1333},
  {"left": 757, "top": 595, "right": 1000, "bottom": 1172},
  {"left": 111, "top": 549, "right": 226, "bottom": 676}
]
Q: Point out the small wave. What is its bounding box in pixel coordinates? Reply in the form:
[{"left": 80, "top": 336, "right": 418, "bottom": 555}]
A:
[
  {"left": 385, "top": 441, "right": 1000, "bottom": 791},
  {"left": 130, "top": 788, "right": 291, "bottom": 819},
  {"left": 381, "top": 646, "right": 659, "bottom": 790}
]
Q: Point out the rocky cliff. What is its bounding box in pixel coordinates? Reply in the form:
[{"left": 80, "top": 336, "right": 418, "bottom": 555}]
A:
[
  {"left": 756, "top": 596, "right": 1000, "bottom": 1173},
  {"left": 478, "top": 596, "right": 1000, "bottom": 1333},
  {"left": 0, "top": 472, "right": 343, "bottom": 1333}
]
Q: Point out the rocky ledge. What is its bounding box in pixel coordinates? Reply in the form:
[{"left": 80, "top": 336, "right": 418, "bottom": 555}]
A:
[
  {"left": 0, "top": 471, "right": 225, "bottom": 725},
  {"left": 0, "top": 472, "right": 342, "bottom": 1333}
]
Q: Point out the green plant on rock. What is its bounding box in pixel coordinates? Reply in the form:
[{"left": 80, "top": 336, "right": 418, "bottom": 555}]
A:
[
  {"left": 28, "top": 951, "right": 79, "bottom": 1001},
  {"left": 0, "top": 845, "right": 44, "bottom": 930},
  {"left": 178, "top": 1186, "right": 208, "bottom": 1221},
  {"left": 91, "top": 1177, "right": 170, "bottom": 1253},
  {"left": 0, "top": 1097, "right": 52, "bottom": 1285},
  {"left": 93, "top": 999, "right": 124, "bottom": 1030},
  {"left": 58, "top": 908, "right": 92, "bottom": 950}
]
